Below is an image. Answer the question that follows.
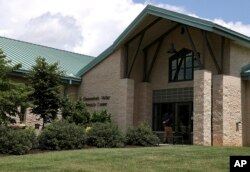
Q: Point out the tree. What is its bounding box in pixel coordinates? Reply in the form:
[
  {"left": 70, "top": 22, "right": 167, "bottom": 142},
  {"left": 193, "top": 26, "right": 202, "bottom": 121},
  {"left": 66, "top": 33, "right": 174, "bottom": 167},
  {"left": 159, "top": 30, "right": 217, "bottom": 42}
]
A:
[
  {"left": 28, "top": 57, "right": 64, "bottom": 128},
  {"left": 0, "top": 49, "right": 33, "bottom": 124}
]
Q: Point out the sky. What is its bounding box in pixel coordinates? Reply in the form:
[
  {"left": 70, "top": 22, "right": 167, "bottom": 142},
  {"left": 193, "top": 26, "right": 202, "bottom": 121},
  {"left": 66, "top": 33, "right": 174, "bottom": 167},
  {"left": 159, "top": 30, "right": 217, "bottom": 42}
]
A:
[{"left": 0, "top": 0, "right": 250, "bottom": 57}]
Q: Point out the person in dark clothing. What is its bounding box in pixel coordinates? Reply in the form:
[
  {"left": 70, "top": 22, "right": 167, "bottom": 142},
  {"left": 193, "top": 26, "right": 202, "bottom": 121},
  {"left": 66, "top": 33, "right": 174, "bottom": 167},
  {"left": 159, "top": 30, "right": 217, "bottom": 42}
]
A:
[{"left": 163, "top": 112, "right": 173, "bottom": 143}]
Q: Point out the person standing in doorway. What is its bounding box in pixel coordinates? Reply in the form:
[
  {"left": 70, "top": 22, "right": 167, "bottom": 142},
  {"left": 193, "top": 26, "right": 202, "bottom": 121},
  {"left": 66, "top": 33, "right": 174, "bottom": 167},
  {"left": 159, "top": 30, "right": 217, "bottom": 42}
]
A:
[{"left": 163, "top": 111, "right": 173, "bottom": 143}]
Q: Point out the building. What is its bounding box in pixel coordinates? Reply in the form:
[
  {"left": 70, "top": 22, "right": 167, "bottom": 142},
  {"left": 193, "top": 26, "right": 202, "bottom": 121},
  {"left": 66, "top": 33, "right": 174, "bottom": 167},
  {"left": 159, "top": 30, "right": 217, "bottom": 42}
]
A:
[
  {"left": 1, "top": 5, "right": 250, "bottom": 146},
  {"left": 0, "top": 36, "right": 94, "bottom": 129}
]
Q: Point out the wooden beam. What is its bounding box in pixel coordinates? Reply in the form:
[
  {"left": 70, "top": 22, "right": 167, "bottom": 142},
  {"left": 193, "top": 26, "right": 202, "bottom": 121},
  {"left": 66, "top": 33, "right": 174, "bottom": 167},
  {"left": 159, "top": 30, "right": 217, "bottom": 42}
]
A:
[
  {"left": 145, "top": 38, "right": 164, "bottom": 81},
  {"left": 173, "top": 51, "right": 185, "bottom": 81},
  {"left": 127, "top": 32, "right": 145, "bottom": 78},
  {"left": 143, "top": 49, "right": 148, "bottom": 82},
  {"left": 221, "top": 37, "right": 225, "bottom": 74},
  {"left": 143, "top": 24, "right": 180, "bottom": 51},
  {"left": 205, "top": 33, "right": 222, "bottom": 74},
  {"left": 202, "top": 30, "right": 206, "bottom": 67},
  {"left": 126, "top": 17, "right": 162, "bottom": 45},
  {"left": 184, "top": 25, "right": 203, "bottom": 69},
  {"left": 124, "top": 44, "right": 129, "bottom": 78}
]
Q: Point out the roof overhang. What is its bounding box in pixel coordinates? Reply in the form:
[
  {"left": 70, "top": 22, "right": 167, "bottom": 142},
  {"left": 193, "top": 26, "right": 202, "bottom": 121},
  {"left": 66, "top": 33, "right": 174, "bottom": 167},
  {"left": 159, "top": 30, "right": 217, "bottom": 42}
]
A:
[
  {"left": 9, "top": 69, "right": 82, "bottom": 85},
  {"left": 78, "top": 5, "right": 250, "bottom": 77}
]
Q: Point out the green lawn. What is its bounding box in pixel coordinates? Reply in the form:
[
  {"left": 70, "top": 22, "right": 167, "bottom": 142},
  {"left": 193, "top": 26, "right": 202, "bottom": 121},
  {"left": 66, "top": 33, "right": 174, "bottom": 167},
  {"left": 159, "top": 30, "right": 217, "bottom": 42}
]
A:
[{"left": 0, "top": 145, "right": 250, "bottom": 172}]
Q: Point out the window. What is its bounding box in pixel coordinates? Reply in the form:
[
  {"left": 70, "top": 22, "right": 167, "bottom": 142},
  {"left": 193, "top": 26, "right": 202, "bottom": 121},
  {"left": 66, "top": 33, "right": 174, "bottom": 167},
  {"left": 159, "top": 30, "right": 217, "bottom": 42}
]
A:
[{"left": 169, "top": 48, "right": 199, "bottom": 82}]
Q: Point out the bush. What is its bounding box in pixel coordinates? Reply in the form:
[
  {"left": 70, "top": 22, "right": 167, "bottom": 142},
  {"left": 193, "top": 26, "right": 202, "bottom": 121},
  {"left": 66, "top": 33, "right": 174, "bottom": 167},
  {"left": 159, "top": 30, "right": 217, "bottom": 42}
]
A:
[
  {"left": 0, "top": 125, "right": 37, "bottom": 155},
  {"left": 38, "top": 121, "right": 86, "bottom": 150},
  {"left": 61, "top": 98, "right": 90, "bottom": 125},
  {"left": 126, "top": 124, "right": 160, "bottom": 146},
  {"left": 86, "top": 122, "right": 125, "bottom": 148},
  {"left": 91, "top": 110, "right": 111, "bottom": 123}
]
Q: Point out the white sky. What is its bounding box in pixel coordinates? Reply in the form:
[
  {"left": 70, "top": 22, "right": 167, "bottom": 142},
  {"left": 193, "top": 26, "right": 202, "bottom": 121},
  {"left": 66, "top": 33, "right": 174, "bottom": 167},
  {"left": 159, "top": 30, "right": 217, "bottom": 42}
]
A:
[{"left": 0, "top": 0, "right": 250, "bottom": 57}]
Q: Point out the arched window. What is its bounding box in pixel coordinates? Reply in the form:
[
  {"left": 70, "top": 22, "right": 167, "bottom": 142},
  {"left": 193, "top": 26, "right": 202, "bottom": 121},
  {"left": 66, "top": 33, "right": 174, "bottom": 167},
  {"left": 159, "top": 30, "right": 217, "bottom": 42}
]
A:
[{"left": 169, "top": 48, "right": 199, "bottom": 82}]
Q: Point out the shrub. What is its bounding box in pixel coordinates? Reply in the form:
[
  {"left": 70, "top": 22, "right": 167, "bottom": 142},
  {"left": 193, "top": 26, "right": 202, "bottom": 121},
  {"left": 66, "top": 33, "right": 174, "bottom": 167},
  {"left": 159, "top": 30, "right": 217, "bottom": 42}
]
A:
[
  {"left": 86, "top": 122, "right": 125, "bottom": 148},
  {"left": 38, "top": 121, "right": 85, "bottom": 150},
  {"left": 0, "top": 125, "right": 37, "bottom": 155},
  {"left": 72, "top": 99, "right": 90, "bottom": 125},
  {"left": 91, "top": 110, "right": 111, "bottom": 123},
  {"left": 23, "top": 127, "right": 39, "bottom": 148},
  {"left": 61, "top": 98, "right": 90, "bottom": 125},
  {"left": 126, "top": 124, "right": 160, "bottom": 146}
]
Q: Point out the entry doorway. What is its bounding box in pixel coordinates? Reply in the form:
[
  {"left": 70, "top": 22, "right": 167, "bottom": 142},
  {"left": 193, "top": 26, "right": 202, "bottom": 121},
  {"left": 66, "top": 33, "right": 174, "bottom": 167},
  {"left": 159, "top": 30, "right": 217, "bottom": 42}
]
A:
[{"left": 153, "top": 102, "right": 193, "bottom": 144}]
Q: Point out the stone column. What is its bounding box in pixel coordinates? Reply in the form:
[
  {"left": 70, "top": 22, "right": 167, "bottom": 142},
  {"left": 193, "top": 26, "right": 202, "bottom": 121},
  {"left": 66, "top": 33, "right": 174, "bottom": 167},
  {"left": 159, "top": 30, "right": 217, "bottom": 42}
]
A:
[
  {"left": 222, "top": 76, "right": 241, "bottom": 146},
  {"left": 193, "top": 70, "right": 212, "bottom": 146},
  {"left": 212, "top": 75, "right": 223, "bottom": 146},
  {"left": 212, "top": 75, "right": 242, "bottom": 146},
  {"left": 119, "top": 79, "right": 134, "bottom": 130}
]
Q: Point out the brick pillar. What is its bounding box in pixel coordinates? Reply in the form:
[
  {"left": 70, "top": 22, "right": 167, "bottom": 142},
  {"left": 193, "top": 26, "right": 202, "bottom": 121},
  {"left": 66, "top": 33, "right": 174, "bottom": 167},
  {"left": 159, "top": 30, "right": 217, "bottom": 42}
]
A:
[
  {"left": 193, "top": 70, "right": 212, "bottom": 146},
  {"left": 119, "top": 79, "right": 134, "bottom": 130},
  {"left": 213, "top": 75, "right": 242, "bottom": 146},
  {"left": 212, "top": 75, "right": 223, "bottom": 146},
  {"left": 137, "top": 82, "right": 152, "bottom": 126}
]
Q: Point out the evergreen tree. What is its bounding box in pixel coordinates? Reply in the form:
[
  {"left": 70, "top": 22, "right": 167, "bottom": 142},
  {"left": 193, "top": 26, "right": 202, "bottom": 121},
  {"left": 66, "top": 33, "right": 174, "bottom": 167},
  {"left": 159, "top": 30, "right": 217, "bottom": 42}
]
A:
[
  {"left": 0, "top": 49, "right": 33, "bottom": 124},
  {"left": 28, "top": 57, "right": 64, "bottom": 128}
]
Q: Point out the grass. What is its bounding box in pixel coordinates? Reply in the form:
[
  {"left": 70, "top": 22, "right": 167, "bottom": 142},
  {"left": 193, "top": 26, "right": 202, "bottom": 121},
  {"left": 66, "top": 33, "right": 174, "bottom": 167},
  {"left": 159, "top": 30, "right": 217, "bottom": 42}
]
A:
[{"left": 0, "top": 145, "right": 250, "bottom": 172}]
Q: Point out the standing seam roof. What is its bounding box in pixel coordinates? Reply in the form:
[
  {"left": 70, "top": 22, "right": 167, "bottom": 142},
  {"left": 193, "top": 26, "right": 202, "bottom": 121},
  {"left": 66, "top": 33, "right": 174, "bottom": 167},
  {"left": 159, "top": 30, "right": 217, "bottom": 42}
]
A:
[{"left": 0, "top": 36, "right": 95, "bottom": 79}]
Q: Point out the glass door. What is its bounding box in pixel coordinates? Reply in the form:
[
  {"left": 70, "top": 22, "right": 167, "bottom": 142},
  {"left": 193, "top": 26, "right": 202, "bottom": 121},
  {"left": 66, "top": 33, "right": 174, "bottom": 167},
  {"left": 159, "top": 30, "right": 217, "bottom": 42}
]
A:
[
  {"left": 175, "top": 102, "right": 193, "bottom": 144},
  {"left": 152, "top": 102, "right": 193, "bottom": 144}
]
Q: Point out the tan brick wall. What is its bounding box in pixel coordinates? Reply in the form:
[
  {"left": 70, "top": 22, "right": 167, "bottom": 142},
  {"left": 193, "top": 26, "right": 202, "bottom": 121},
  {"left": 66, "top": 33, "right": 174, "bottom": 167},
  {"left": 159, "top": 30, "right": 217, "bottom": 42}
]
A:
[
  {"left": 193, "top": 70, "right": 212, "bottom": 146},
  {"left": 134, "top": 82, "right": 152, "bottom": 126},
  {"left": 12, "top": 108, "right": 63, "bottom": 133},
  {"left": 65, "top": 85, "right": 79, "bottom": 100},
  {"left": 229, "top": 43, "right": 250, "bottom": 77},
  {"left": 24, "top": 108, "right": 43, "bottom": 132},
  {"left": 228, "top": 42, "right": 250, "bottom": 146},
  {"left": 79, "top": 49, "right": 135, "bottom": 130}
]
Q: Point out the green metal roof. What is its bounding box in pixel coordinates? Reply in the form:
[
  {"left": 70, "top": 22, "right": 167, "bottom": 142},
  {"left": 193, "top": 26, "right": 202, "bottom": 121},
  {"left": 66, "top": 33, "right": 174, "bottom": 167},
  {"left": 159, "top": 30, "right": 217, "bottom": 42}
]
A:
[
  {"left": 78, "top": 5, "right": 250, "bottom": 76},
  {"left": 0, "top": 36, "right": 94, "bottom": 81}
]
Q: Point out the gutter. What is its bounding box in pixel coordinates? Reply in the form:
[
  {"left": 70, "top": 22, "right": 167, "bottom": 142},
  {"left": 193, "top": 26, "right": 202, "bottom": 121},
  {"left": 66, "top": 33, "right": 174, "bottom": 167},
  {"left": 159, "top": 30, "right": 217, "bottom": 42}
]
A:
[{"left": 9, "top": 69, "right": 82, "bottom": 85}]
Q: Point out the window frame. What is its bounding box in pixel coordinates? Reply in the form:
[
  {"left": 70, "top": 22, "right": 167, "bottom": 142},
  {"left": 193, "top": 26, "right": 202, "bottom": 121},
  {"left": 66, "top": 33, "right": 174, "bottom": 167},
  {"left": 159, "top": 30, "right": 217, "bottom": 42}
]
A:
[{"left": 169, "top": 48, "right": 200, "bottom": 82}]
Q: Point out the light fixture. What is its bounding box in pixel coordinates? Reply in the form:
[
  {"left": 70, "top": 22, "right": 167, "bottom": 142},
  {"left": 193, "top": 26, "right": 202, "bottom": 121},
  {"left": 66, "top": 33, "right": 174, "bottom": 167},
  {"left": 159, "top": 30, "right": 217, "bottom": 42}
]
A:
[
  {"left": 167, "top": 31, "right": 177, "bottom": 54},
  {"left": 167, "top": 43, "right": 177, "bottom": 54}
]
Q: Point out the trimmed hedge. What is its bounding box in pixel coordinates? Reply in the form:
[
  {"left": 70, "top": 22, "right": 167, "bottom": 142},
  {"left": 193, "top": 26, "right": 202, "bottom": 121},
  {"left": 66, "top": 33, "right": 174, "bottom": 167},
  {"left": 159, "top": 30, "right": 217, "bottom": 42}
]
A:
[
  {"left": 126, "top": 124, "right": 160, "bottom": 146},
  {"left": 0, "top": 125, "right": 37, "bottom": 155},
  {"left": 38, "top": 121, "right": 86, "bottom": 150},
  {"left": 86, "top": 122, "right": 125, "bottom": 148}
]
